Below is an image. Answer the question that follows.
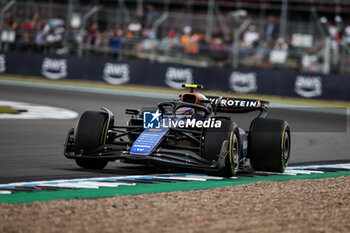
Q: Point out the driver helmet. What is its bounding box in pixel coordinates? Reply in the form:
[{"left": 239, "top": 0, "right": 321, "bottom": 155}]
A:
[{"left": 175, "top": 107, "right": 195, "bottom": 119}]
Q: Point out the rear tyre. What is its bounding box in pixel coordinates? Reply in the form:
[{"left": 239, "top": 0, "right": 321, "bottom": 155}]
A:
[
  {"left": 249, "top": 118, "right": 290, "bottom": 172},
  {"left": 203, "top": 120, "right": 241, "bottom": 177},
  {"left": 74, "top": 111, "right": 109, "bottom": 169}
]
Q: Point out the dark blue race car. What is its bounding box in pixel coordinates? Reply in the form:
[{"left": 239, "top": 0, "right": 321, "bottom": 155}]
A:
[{"left": 64, "top": 84, "right": 291, "bottom": 177}]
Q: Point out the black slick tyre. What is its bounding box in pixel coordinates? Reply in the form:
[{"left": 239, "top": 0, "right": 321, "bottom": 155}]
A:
[
  {"left": 202, "top": 120, "right": 241, "bottom": 177},
  {"left": 248, "top": 118, "right": 290, "bottom": 172},
  {"left": 74, "top": 111, "right": 109, "bottom": 169}
]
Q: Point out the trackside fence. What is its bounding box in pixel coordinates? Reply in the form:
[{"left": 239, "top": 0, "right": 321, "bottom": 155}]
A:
[{"left": 0, "top": 51, "right": 349, "bottom": 101}]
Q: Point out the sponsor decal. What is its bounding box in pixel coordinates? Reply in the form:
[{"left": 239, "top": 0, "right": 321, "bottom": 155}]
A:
[
  {"left": 41, "top": 58, "right": 67, "bottom": 79},
  {"left": 143, "top": 110, "right": 162, "bottom": 129},
  {"left": 0, "top": 54, "right": 6, "bottom": 73},
  {"left": 130, "top": 127, "right": 169, "bottom": 155},
  {"left": 294, "top": 75, "right": 322, "bottom": 98},
  {"left": 143, "top": 110, "right": 221, "bottom": 129},
  {"left": 208, "top": 98, "right": 261, "bottom": 108},
  {"left": 165, "top": 67, "right": 193, "bottom": 89},
  {"left": 103, "top": 63, "right": 130, "bottom": 85},
  {"left": 229, "top": 72, "right": 257, "bottom": 93}
]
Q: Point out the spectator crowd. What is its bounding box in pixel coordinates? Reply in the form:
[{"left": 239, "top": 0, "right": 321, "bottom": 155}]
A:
[{"left": 2, "top": 4, "right": 350, "bottom": 73}]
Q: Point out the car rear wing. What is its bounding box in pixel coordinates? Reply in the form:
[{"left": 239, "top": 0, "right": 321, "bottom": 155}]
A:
[{"left": 206, "top": 96, "right": 269, "bottom": 115}]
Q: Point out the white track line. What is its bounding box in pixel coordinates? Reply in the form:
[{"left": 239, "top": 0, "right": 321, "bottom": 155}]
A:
[
  {"left": 155, "top": 176, "right": 207, "bottom": 181},
  {"left": 288, "top": 163, "right": 350, "bottom": 170},
  {"left": 286, "top": 170, "right": 324, "bottom": 174},
  {"left": 0, "top": 100, "right": 78, "bottom": 119},
  {"left": 0, "top": 176, "right": 145, "bottom": 188},
  {"left": 0, "top": 191, "right": 12, "bottom": 194},
  {"left": 281, "top": 172, "right": 298, "bottom": 176},
  {"left": 77, "top": 182, "right": 136, "bottom": 187},
  {"left": 184, "top": 175, "right": 224, "bottom": 180},
  {"left": 38, "top": 183, "right": 99, "bottom": 189},
  {"left": 77, "top": 182, "right": 121, "bottom": 187},
  {"left": 100, "top": 182, "right": 136, "bottom": 186}
]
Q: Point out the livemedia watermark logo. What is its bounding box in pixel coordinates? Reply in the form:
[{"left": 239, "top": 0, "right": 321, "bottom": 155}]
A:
[{"left": 143, "top": 110, "right": 222, "bottom": 129}]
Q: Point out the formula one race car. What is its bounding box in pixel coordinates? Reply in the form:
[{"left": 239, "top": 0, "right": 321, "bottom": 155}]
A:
[{"left": 64, "top": 84, "right": 291, "bottom": 177}]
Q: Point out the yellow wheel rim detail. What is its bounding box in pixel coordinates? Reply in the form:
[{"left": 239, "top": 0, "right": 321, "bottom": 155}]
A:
[
  {"left": 281, "top": 124, "right": 288, "bottom": 171},
  {"left": 100, "top": 120, "right": 108, "bottom": 145},
  {"left": 229, "top": 130, "right": 238, "bottom": 175}
]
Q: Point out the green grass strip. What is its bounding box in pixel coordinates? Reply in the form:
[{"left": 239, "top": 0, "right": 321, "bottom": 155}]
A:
[
  {"left": 0, "top": 106, "right": 20, "bottom": 114},
  {"left": 1, "top": 171, "right": 350, "bottom": 204}
]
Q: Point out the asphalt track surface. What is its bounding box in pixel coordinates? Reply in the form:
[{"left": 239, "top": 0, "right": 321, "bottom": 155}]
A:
[{"left": 0, "top": 83, "right": 349, "bottom": 184}]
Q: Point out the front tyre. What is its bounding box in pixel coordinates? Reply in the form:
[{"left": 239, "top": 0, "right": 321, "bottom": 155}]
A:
[
  {"left": 249, "top": 118, "right": 291, "bottom": 172},
  {"left": 203, "top": 120, "right": 241, "bottom": 177},
  {"left": 74, "top": 111, "right": 109, "bottom": 169}
]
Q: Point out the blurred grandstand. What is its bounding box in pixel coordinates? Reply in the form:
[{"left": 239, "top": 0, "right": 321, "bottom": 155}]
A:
[{"left": 1, "top": 0, "right": 350, "bottom": 74}]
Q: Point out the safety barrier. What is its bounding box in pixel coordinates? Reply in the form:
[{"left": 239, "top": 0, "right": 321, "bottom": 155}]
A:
[{"left": 0, "top": 51, "right": 349, "bottom": 101}]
